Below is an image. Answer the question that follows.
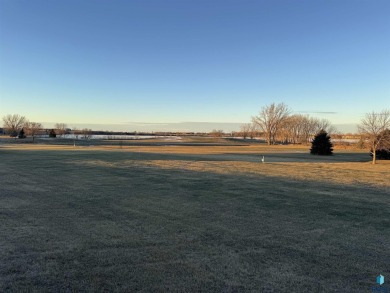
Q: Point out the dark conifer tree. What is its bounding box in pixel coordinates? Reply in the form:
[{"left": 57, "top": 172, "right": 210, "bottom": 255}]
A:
[
  {"left": 18, "top": 128, "right": 26, "bottom": 139},
  {"left": 374, "top": 149, "right": 390, "bottom": 160},
  {"left": 370, "top": 129, "right": 390, "bottom": 160},
  {"left": 49, "top": 129, "right": 57, "bottom": 138},
  {"left": 310, "top": 130, "right": 333, "bottom": 155}
]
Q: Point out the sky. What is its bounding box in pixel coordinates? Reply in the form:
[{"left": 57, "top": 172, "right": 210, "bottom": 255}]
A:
[{"left": 0, "top": 0, "right": 389, "bottom": 133}]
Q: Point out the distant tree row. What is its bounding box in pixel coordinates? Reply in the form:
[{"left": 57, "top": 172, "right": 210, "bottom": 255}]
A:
[
  {"left": 2, "top": 114, "right": 44, "bottom": 141},
  {"left": 1, "top": 114, "right": 92, "bottom": 141},
  {"left": 247, "top": 103, "right": 336, "bottom": 145},
  {"left": 209, "top": 129, "right": 224, "bottom": 138},
  {"left": 245, "top": 103, "right": 390, "bottom": 164},
  {"left": 239, "top": 123, "right": 257, "bottom": 139}
]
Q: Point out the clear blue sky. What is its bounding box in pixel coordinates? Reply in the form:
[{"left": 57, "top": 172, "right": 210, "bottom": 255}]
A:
[{"left": 1, "top": 0, "right": 389, "bottom": 132}]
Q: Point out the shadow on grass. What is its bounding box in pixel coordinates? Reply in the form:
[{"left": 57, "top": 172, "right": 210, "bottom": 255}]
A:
[
  {"left": 216, "top": 152, "right": 370, "bottom": 163},
  {"left": 6, "top": 148, "right": 371, "bottom": 163},
  {"left": 0, "top": 149, "right": 388, "bottom": 292}
]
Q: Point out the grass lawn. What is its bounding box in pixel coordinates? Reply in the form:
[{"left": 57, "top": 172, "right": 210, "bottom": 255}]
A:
[{"left": 1, "top": 143, "right": 389, "bottom": 292}]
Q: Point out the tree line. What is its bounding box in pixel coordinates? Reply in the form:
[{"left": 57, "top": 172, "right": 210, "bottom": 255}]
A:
[
  {"left": 1, "top": 114, "right": 92, "bottom": 140},
  {"left": 240, "top": 103, "right": 389, "bottom": 164},
  {"left": 2, "top": 106, "right": 390, "bottom": 164},
  {"left": 243, "top": 103, "right": 336, "bottom": 145}
]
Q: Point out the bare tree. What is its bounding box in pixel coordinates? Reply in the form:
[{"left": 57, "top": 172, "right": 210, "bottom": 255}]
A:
[
  {"left": 315, "top": 118, "right": 337, "bottom": 135},
  {"left": 24, "top": 121, "right": 43, "bottom": 141},
  {"left": 72, "top": 127, "right": 80, "bottom": 140},
  {"left": 292, "top": 115, "right": 312, "bottom": 143},
  {"left": 293, "top": 116, "right": 330, "bottom": 144},
  {"left": 358, "top": 110, "right": 390, "bottom": 164},
  {"left": 249, "top": 124, "right": 257, "bottom": 139},
  {"left": 81, "top": 128, "right": 92, "bottom": 139},
  {"left": 55, "top": 123, "right": 68, "bottom": 138},
  {"left": 209, "top": 129, "right": 224, "bottom": 138},
  {"left": 252, "top": 103, "right": 291, "bottom": 145},
  {"left": 259, "top": 112, "right": 337, "bottom": 145},
  {"left": 2, "top": 114, "right": 27, "bottom": 136},
  {"left": 279, "top": 115, "right": 308, "bottom": 144},
  {"left": 277, "top": 114, "right": 306, "bottom": 144},
  {"left": 240, "top": 123, "right": 251, "bottom": 139},
  {"left": 278, "top": 118, "right": 291, "bottom": 144}
]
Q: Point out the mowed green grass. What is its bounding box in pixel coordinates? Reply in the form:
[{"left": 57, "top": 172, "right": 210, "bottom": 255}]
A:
[{"left": 0, "top": 147, "right": 389, "bottom": 292}]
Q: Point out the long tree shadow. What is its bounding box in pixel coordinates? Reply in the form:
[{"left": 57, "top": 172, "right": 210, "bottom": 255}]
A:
[
  {"left": 219, "top": 151, "right": 370, "bottom": 163},
  {"left": 0, "top": 149, "right": 389, "bottom": 292},
  {"left": 60, "top": 149, "right": 371, "bottom": 163},
  {"left": 120, "top": 150, "right": 371, "bottom": 163}
]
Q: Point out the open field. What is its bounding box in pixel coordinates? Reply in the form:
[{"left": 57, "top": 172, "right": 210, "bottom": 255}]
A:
[{"left": 1, "top": 141, "right": 389, "bottom": 292}]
